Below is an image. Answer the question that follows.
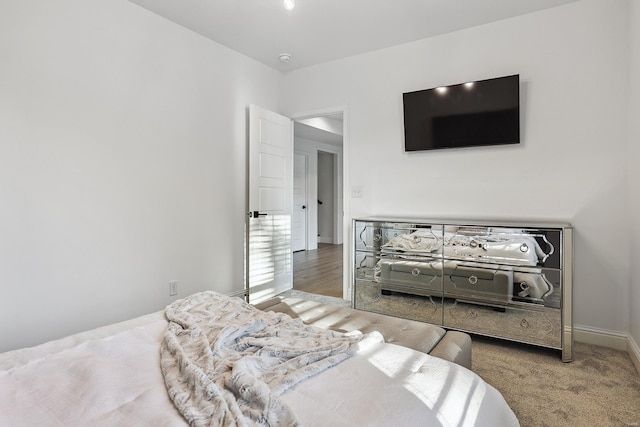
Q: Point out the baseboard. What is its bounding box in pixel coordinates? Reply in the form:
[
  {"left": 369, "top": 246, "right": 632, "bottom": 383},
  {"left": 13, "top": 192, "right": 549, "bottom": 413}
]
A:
[
  {"left": 574, "top": 324, "right": 628, "bottom": 350},
  {"left": 575, "top": 324, "right": 640, "bottom": 375},
  {"left": 318, "top": 237, "right": 334, "bottom": 244},
  {"left": 629, "top": 334, "right": 640, "bottom": 375},
  {"left": 226, "top": 289, "right": 247, "bottom": 299}
]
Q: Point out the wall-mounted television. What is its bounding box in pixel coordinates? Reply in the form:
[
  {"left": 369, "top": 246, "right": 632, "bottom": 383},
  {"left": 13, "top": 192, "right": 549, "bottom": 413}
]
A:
[{"left": 403, "top": 74, "right": 520, "bottom": 152}]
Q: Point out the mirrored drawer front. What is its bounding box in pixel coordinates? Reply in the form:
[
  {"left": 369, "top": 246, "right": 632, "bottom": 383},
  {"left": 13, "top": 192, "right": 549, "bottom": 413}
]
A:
[
  {"left": 379, "top": 259, "right": 442, "bottom": 296},
  {"left": 446, "top": 227, "right": 562, "bottom": 269},
  {"left": 512, "top": 269, "right": 559, "bottom": 308},
  {"left": 354, "top": 280, "right": 442, "bottom": 325},
  {"left": 444, "top": 301, "right": 562, "bottom": 349},
  {"left": 354, "top": 222, "right": 444, "bottom": 254},
  {"left": 445, "top": 264, "right": 513, "bottom": 304},
  {"left": 354, "top": 252, "right": 377, "bottom": 281}
]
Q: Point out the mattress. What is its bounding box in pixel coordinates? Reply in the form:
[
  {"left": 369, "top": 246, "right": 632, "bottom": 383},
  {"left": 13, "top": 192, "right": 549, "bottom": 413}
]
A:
[{"left": 0, "top": 301, "right": 519, "bottom": 426}]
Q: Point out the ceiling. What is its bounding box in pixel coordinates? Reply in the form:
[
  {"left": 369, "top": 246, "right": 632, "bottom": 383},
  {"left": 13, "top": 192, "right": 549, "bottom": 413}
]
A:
[
  {"left": 294, "top": 114, "right": 343, "bottom": 146},
  {"left": 130, "top": 0, "right": 579, "bottom": 73}
]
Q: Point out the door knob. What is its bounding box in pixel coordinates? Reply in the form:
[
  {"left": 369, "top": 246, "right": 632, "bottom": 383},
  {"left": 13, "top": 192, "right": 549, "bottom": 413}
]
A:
[
  {"left": 302, "top": 205, "right": 306, "bottom": 209},
  {"left": 251, "top": 211, "right": 268, "bottom": 218}
]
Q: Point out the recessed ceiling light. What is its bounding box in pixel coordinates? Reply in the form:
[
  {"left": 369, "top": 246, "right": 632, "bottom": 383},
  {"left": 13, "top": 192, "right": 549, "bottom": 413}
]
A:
[{"left": 283, "top": 0, "right": 295, "bottom": 11}]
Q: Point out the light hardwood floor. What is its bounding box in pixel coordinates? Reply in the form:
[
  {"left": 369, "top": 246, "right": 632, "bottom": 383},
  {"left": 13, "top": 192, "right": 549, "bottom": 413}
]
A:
[{"left": 293, "top": 244, "right": 343, "bottom": 298}]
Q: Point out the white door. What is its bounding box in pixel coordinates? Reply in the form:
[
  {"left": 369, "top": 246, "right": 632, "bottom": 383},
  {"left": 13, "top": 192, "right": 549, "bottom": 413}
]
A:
[
  {"left": 292, "top": 153, "right": 307, "bottom": 252},
  {"left": 247, "top": 105, "right": 293, "bottom": 304}
]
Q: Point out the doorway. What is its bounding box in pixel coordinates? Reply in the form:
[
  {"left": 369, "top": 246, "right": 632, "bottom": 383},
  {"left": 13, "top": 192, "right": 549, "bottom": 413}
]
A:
[{"left": 292, "top": 110, "right": 345, "bottom": 299}]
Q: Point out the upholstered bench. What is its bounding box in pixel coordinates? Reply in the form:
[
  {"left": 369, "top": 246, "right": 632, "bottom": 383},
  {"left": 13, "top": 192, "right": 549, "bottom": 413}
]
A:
[{"left": 255, "top": 296, "right": 472, "bottom": 370}]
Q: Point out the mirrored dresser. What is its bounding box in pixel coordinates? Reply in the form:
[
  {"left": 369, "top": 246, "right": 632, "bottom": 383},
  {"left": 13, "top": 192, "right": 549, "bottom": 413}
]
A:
[{"left": 353, "top": 217, "right": 573, "bottom": 361}]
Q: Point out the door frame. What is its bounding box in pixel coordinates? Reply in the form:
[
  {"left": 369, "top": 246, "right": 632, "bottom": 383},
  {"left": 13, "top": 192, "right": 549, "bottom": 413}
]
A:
[{"left": 290, "top": 105, "right": 349, "bottom": 299}]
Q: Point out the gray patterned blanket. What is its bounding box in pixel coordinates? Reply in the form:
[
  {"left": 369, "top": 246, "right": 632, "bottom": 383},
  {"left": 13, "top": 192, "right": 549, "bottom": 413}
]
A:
[{"left": 160, "top": 291, "right": 363, "bottom": 426}]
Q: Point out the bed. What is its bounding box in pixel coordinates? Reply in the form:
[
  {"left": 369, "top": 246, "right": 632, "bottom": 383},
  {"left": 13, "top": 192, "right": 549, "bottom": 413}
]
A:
[{"left": 0, "top": 291, "right": 519, "bottom": 426}]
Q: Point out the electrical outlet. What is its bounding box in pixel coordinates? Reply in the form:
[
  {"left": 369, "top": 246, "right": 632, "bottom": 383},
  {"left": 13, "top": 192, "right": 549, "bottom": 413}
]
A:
[{"left": 169, "top": 281, "right": 178, "bottom": 296}]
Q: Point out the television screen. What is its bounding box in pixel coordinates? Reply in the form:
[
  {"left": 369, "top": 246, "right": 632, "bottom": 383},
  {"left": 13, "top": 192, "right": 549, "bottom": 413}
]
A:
[{"left": 403, "top": 74, "right": 520, "bottom": 152}]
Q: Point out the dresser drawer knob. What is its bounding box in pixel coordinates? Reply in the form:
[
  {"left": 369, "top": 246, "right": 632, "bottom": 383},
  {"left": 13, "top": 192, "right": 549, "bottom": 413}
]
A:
[
  {"left": 520, "top": 319, "right": 530, "bottom": 329},
  {"left": 411, "top": 268, "right": 421, "bottom": 276},
  {"left": 374, "top": 233, "right": 382, "bottom": 242},
  {"left": 520, "top": 243, "right": 529, "bottom": 253},
  {"left": 469, "top": 310, "right": 478, "bottom": 319},
  {"left": 468, "top": 275, "right": 478, "bottom": 285}
]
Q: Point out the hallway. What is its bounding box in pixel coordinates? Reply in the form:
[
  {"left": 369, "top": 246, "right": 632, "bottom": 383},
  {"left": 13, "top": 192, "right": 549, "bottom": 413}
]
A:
[{"left": 292, "top": 244, "right": 343, "bottom": 298}]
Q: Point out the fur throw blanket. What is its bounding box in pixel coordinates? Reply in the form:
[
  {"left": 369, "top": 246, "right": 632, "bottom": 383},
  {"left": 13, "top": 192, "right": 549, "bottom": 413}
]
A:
[{"left": 160, "top": 291, "right": 364, "bottom": 426}]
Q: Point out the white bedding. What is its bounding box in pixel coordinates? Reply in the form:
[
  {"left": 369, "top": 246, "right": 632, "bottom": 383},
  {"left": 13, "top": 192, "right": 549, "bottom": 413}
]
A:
[
  {"left": 0, "top": 301, "right": 519, "bottom": 426},
  {"left": 160, "top": 291, "right": 367, "bottom": 426}
]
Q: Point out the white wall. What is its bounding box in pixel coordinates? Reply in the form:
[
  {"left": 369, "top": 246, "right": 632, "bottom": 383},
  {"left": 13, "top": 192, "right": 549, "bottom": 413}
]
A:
[
  {"left": 0, "top": 0, "right": 281, "bottom": 352},
  {"left": 629, "top": 0, "right": 640, "bottom": 356},
  {"left": 282, "top": 0, "right": 632, "bottom": 335}
]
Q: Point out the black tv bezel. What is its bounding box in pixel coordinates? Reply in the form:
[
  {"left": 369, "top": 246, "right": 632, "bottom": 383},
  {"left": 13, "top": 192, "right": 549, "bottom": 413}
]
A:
[{"left": 402, "top": 74, "right": 520, "bottom": 153}]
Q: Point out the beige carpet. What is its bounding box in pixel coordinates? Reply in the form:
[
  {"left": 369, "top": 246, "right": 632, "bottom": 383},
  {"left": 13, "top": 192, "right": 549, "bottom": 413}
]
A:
[
  {"left": 472, "top": 336, "right": 640, "bottom": 427},
  {"left": 280, "top": 290, "right": 640, "bottom": 427}
]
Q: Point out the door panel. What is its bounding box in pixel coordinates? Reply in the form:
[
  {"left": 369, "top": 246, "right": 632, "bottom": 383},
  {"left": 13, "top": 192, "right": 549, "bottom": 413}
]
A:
[
  {"left": 247, "top": 105, "right": 293, "bottom": 303},
  {"left": 259, "top": 187, "right": 286, "bottom": 211}
]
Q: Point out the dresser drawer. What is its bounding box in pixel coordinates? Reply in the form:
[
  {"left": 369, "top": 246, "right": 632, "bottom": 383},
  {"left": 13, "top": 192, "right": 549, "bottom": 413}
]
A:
[
  {"left": 379, "top": 259, "right": 443, "bottom": 296},
  {"left": 354, "top": 280, "right": 443, "bottom": 325},
  {"left": 354, "top": 252, "right": 377, "bottom": 281},
  {"left": 445, "top": 264, "right": 513, "bottom": 304},
  {"left": 443, "top": 301, "right": 562, "bottom": 349},
  {"left": 446, "top": 227, "right": 562, "bottom": 269}
]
